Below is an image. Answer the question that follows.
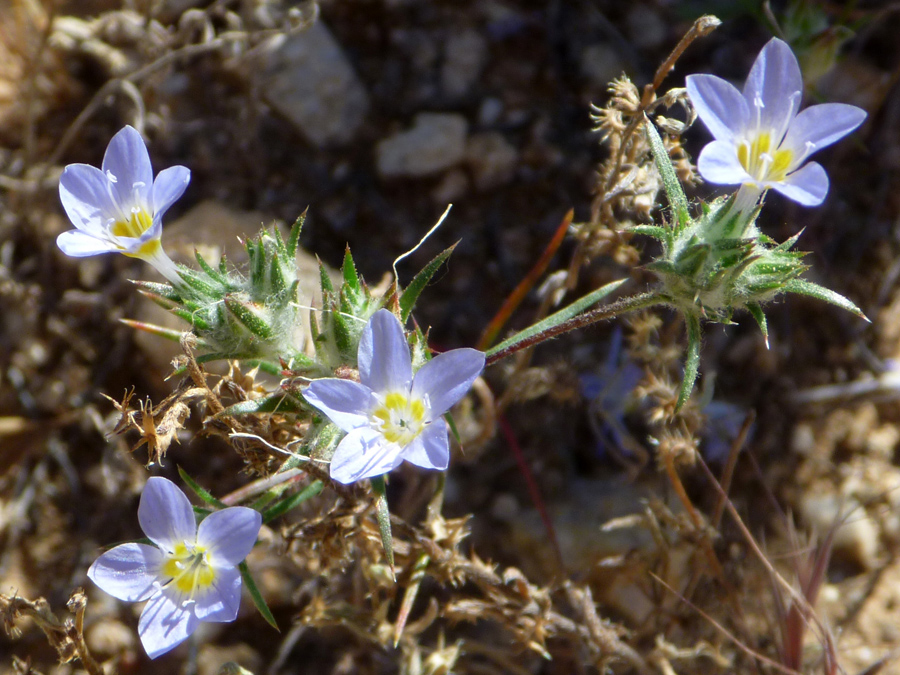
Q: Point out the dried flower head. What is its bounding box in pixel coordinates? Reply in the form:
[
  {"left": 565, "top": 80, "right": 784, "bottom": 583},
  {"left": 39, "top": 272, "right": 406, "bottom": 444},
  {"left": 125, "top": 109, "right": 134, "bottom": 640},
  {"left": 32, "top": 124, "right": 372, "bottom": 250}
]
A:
[
  {"left": 87, "top": 477, "right": 261, "bottom": 658},
  {"left": 686, "top": 38, "right": 866, "bottom": 213},
  {"left": 57, "top": 125, "right": 190, "bottom": 284},
  {"left": 303, "top": 309, "right": 485, "bottom": 484}
]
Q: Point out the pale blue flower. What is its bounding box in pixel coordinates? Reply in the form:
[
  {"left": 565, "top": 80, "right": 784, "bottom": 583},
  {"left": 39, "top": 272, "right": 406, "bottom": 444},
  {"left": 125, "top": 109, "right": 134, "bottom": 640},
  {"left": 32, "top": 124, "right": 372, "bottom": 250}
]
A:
[
  {"left": 87, "top": 477, "right": 261, "bottom": 659},
  {"left": 57, "top": 125, "right": 190, "bottom": 285},
  {"left": 303, "top": 309, "right": 485, "bottom": 484},
  {"left": 686, "top": 38, "right": 866, "bottom": 212}
]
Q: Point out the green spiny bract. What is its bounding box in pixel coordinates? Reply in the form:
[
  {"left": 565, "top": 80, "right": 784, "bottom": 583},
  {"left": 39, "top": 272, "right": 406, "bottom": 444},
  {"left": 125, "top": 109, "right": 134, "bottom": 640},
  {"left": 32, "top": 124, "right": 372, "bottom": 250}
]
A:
[{"left": 136, "top": 215, "right": 316, "bottom": 374}]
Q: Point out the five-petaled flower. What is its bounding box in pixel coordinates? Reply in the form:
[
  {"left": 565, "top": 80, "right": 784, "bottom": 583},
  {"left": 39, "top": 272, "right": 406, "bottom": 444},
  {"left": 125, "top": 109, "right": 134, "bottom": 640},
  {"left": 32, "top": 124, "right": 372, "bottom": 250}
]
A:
[
  {"left": 57, "top": 125, "right": 190, "bottom": 285},
  {"left": 686, "top": 37, "right": 866, "bottom": 213},
  {"left": 303, "top": 309, "right": 485, "bottom": 484},
  {"left": 88, "top": 477, "right": 261, "bottom": 659}
]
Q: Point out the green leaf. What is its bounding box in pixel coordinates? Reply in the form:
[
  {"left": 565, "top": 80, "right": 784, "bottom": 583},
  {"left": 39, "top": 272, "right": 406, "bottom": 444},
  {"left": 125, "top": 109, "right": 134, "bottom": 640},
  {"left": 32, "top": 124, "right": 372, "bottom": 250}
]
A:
[
  {"left": 221, "top": 393, "right": 307, "bottom": 416},
  {"left": 677, "top": 313, "right": 702, "bottom": 411},
  {"left": 783, "top": 278, "right": 868, "bottom": 320},
  {"left": 342, "top": 247, "right": 362, "bottom": 298},
  {"left": 287, "top": 212, "right": 305, "bottom": 258},
  {"left": 318, "top": 257, "right": 334, "bottom": 296},
  {"left": 485, "top": 279, "right": 629, "bottom": 359},
  {"left": 195, "top": 250, "right": 229, "bottom": 286},
  {"left": 238, "top": 561, "right": 279, "bottom": 631},
  {"left": 177, "top": 466, "right": 228, "bottom": 509},
  {"left": 269, "top": 256, "right": 287, "bottom": 297},
  {"left": 262, "top": 480, "right": 324, "bottom": 523},
  {"left": 399, "top": 243, "right": 458, "bottom": 322},
  {"left": 644, "top": 114, "right": 690, "bottom": 231},
  {"left": 627, "top": 225, "right": 670, "bottom": 241},
  {"left": 747, "top": 302, "right": 769, "bottom": 348},
  {"left": 219, "top": 254, "right": 229, "bottom": 276},
  {"left": 370, "top": 475, "right": 395, "bottom": 574},
  {"left": 225, "top": 296, "right": 275, "bottom": 340},
  {"left": 132, "top": 280, "right": 183, "bottom": 302}
]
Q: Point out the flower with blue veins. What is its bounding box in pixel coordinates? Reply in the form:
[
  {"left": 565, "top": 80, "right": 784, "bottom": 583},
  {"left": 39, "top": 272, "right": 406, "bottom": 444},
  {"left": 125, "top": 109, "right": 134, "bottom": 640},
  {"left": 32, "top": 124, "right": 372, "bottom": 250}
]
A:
[
  {"left": 87, "top": 477, "right": 261, "bottom": 659},
  {"left": 303, "top": 309, "right": 485, "bottom": 484},
  {"left": 57, "top": 125, "right": 190, "bottom": 285},
  {"left": 686, "top": 37, "right": 866, "bottom": 215}
]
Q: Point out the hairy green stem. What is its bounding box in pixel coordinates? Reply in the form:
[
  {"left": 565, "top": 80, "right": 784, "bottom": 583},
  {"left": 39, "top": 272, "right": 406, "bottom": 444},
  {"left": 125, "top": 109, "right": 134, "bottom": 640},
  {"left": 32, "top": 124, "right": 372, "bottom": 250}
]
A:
[{"left": 485, "top": 291, "right": 663, "bottom": 366}]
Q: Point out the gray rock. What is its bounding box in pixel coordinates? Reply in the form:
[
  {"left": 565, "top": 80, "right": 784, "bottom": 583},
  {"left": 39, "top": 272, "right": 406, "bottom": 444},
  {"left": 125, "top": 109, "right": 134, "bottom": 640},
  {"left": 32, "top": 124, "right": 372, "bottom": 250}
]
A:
[
  {"left": 465, "top": 132, "right": 518, "bottom": 191},
  {"left": 441, "top": 28, "right": 488, "bottom": 98},
  {"left": 580, "top": 43, "right": 625, "bottom": 89},
  {"left": 261, "top": 22, "right": 369, "bottom": 147},
  {"left": 376, "top": 112, "right": 468, "bottom": 178}
]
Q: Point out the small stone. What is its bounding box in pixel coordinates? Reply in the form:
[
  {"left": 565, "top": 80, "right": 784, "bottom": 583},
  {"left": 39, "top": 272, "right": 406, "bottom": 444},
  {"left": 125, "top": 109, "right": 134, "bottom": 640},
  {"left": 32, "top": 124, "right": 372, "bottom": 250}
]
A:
[
  {"left": 261, "top": 22, "right": 369, "bottom": 147},
  {"left": 198, "top": 643, "right": 262, "bottom": 675},
  {"left": 431, "top": 168, "right": 469, "bottom": 204},
  {"left": 441, "top": 28, "right": 488, "bottom": 98},
  {"left": 86, "top": 618, "right": 137, "bottom": 657},
  {"left": 376, "top": 112, "right": 468, "bottom": 178},
  {"left": 465, "top": 131, "right": 518, "bottom": 190},
  {"left": 477, "top": 97, "right": 504, "bottom": 126},
  {"left": 801, "top": 494, "right": 879, "bottom": 570}
]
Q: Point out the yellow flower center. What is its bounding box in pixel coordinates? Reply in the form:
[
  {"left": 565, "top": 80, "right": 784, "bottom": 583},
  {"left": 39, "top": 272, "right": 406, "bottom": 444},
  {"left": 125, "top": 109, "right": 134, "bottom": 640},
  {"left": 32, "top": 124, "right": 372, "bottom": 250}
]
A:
[
  {"left": 111, "top": 208, "right": 154, "bottom": 239},
  {"left": 737, "top": 131, "right": 793, "bottom": 184},
  {"left": 160, "top": 542, "right": 216, "bottom": 597},
  {"left": 371, "top": 392, "right": 426, "bottom": 445}
]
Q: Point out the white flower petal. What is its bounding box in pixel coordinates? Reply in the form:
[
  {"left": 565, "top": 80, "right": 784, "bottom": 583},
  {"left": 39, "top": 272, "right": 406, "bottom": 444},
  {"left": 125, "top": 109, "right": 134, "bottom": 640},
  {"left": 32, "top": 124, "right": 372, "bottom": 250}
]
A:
[
  {"left": 87, "top": 543, "right": 162, "bottom": 602},
  {"left": 329, "top": 427, "right": 402, "bottom": 484},
  {"left": 102, "top": 126, "right": 153, "bottom": 213},
  {"left": 138, "top": 590, "right": 198, "bottom": 659},
  {"left": 411, "top": 348, "right": 484, "bottom": 419},
  {"left": 152, "top": 165, "right": 191, "bottom": 218},
  {"left": 696, "top": 140, "right": 753, "bottom": 185},
  {"left": 138, "top": 477, "right": 197, "bottom": 552},
  {"left": 197, "top": 507, "right": 261, "bottom": 567},
  {"left": 58, "top": 164, "right": 116, "bottom": 235},
  {"left": 685, "top": 74, "right": 749, "bottom": 143},
  {"left": 742, "top": 38, "right": 802, "bottom": 143},
  {"left": 770, "top": 162, "right": 829, "bottom": 206},
  {"left": 57, "top": 230, "right": 121, "bottom": 257},
  {"left": 193, "top": 565, "right": 242, "bottom": 623},
  {"left": 358, "top": 310, "right": 412, "bottom": 393},
  {"left": 303, "top": 378, "right": 373, "bottom": 432},
  {"left": 401, "top": 419, "right": 449, "bottom": 471},
  {"left": 780, "top": 103, "right": 867, "bottom": 169}
]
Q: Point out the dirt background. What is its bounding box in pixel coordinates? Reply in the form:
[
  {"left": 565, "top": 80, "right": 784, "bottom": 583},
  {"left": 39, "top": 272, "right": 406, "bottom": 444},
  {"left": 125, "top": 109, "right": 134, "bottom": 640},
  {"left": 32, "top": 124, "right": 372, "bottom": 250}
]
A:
[{"left": 2, "top": 0, "right": 900, "bottom": 674}]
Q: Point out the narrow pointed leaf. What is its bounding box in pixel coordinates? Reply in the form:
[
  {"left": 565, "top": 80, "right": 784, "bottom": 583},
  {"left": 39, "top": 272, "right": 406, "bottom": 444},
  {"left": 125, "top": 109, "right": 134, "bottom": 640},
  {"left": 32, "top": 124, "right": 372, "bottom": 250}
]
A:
[
  {"left": 747, "top": 302, "right": 769, "bottom": 349},
  {"left": 222, "top": 393, "right": 307, "bottom": 416},
  {"left": 262, "top": 480, "right": 324, "bottom": 523},
  {"left": 119, "top": 318, "right": 188, "bottom": 343},
  {"left": 238, "top": 561, "right": 279, "bottom": 631},
  {"left": 318, "top": 257, "right": 334, "bottom": 295},
  {"left": 269, "top": 256, "right": 287, "bottom": 297},
  {"left": 644, "top": 114, "right": 689, "bottom": 231},
  {"left": 132, "top": 280, "right": 183, "bottom": 302},
  {"left": 677, "top": 314, "right": 702, "bottom": 410},
  {"left": 342, "top": 247, "right": 362, "bottom": 298},
  {"left": 370, "top": 475, "right": 395, "bottom": 574},
  {"left": 286, "top": 212, "right": 305, "bottom": 258},
  {"left": 628, "top": 225, "right": 670, "bottom": 240},
  {"left": 485, "top": 279, "right": 628, "bottom": 359},
  {"left": 195, "top": 250, "right": 229, "bottom": 285},
  {"left": 400, "top": 243, "right": 458, "bottom": 322},
  {"left": 783, "top": 279, "right": 867, "bottom": 320},
  {"left": 177, "top": 466, "right": 228, "bottom": 509},
  {"left": 225, "top": 296, "right": 275, "bottom": 340}
]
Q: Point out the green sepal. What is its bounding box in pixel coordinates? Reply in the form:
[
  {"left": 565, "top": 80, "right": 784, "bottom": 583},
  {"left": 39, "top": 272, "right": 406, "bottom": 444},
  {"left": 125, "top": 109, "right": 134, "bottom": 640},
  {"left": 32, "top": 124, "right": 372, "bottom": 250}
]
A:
[
  {"left": 783, "top": 278, "right": 867, "bottom": 320},
  {"left": 238, "top": 561, "right": 279, "bottom": 631},
  {"left": 446, "top": 412, "right": 461, "bottom": 445},
  {"left": 370, "top": 475, "right": 395, "bottom": 574},
  {"left": 191, "top": 506, "right": 212, "bottom": 520},
  {"left": 173, "top": 306, "right": 210, "bottom": 331},
  {"left": 218, "top": 254, "right": 229, "bottom": 276},
  {"left": 177, "top": 466, "right": 228, "bottom": 509},
  {"left": 399, "top": 243, "right": 458, "bottom": 322},
  {"left": 486, "top": 279, "right": 629, "bottom": 359},
  {"left": 221, "top": 393, "right": 307, "bottom": 416},
  {"left": 747, "top": 302, "right": 769, "bottom": 348},
  {"left": 175, "top": 268, "right": 219, "bottom": 298},
  {"left": 644, "top": 114, "right": 689, "bottom": 232},
  {"left": 318, "top": 257, "right": 334, "bottom": 295},
  {"left": 677, "top": 314, "right": 702, "bottom": 411},
  {"left": 286, "top": 212, "right": 305, "bottom": 258},
  {"left": 261, "top": 480, "right": 324, "bottom": 524},
  {"left": 225, "top": 295, "right": 275, "bottom": 340}
]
